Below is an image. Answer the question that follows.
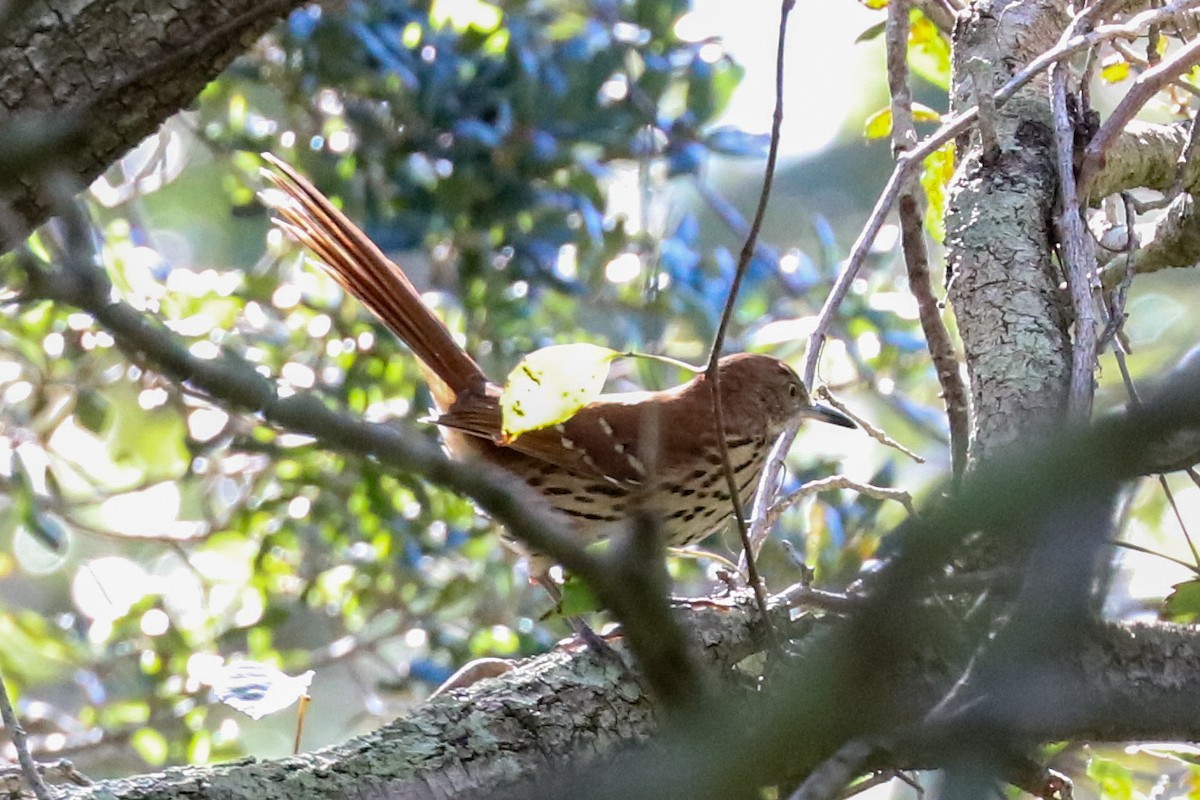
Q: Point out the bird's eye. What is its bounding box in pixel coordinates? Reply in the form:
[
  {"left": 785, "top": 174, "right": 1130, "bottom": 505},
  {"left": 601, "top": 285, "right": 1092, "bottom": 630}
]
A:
[{"left": 788, "top": 383, "right": 799, "bottom": 397}]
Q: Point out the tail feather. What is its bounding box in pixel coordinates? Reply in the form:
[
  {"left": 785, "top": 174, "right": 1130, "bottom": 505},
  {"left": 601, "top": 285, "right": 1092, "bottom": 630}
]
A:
[{"left": 261, "top": 153, "right": 487, "bottom": 410}]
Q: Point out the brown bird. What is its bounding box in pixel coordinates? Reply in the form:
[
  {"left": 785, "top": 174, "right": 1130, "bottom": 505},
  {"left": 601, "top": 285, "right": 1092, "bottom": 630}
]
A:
[{"left": 261, "top": 154, "right": 855, "bottom": 577}]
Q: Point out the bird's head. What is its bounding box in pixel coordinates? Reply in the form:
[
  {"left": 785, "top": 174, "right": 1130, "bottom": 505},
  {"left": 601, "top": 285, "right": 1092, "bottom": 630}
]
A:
[{"left": 714, "top": 353, "right": 856, "bottom": 435}]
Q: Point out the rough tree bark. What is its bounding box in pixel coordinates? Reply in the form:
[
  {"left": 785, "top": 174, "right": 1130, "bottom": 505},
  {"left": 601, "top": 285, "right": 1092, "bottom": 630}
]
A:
[
  {"left": 0, "top": 0, "right": 303, "bottom": 251},
  {"left": 945, "top": 0, "right": 1073, "bottom": 460}
]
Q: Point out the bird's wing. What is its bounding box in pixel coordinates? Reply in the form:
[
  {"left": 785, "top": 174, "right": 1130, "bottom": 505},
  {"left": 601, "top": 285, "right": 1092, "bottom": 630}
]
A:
[{"left": 434, "top": 395, "right": 651, "bottom": 486}]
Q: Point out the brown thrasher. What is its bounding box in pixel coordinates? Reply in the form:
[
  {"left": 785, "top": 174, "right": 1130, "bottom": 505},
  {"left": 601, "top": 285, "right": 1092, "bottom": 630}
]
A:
[{"left": 261, "top": 154, "right": 854, "bottom": 575}]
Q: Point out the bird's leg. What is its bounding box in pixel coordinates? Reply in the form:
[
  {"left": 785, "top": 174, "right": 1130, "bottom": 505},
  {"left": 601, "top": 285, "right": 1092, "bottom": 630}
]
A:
[{"left": 536, "top": 573, "right": 625, "bottom": 663}]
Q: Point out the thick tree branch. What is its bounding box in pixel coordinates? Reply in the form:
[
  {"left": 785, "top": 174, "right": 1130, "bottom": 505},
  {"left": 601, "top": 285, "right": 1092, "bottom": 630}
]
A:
[
  {"left": 51, "top": 591, "right": 799, "bottom": 800},
  {"left": 0, "top": 0, "right": 304, "bottom": 251},
  {"left": 1098, "top": 192, "right": 1200, "bottom": 287},
  {"left": 1087, "top": 119, "right": 1199, "bottom": 199},
  {"left": 49, "top": 601, "right": 1200, "bottom": 800}
]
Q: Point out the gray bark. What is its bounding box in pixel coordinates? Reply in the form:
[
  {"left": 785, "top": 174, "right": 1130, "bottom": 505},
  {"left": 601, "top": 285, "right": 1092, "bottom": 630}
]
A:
[
  {"left": 945, "top": 0, "right": 1073, "bottom": 459},
  {"left": 0, "top": 0, "right": 302, "bottom": 251},
  {"left": 47, "top": 613, "right": 1200, "bottom": 799}
]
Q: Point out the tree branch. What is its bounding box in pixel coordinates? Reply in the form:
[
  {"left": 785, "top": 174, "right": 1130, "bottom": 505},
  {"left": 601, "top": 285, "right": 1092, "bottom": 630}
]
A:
[
  {"left": 886, "top": 0, "right": 970, "bottom": 479},
  {"left": 0, "top": 0, "right": 304, "bottom": 251}
]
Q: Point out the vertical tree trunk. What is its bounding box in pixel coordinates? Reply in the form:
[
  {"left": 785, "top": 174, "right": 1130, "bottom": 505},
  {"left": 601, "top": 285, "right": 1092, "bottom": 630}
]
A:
[{"left": 945, "top": 0, "right": 1074, "bottom": 460}]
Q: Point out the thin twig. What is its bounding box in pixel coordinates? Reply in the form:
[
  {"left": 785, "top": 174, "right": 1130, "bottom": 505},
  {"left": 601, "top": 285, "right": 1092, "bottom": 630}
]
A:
[
  {"left": 1049, "top": 14, "right": 1100, "bottom": 421},
  {"left": 1109, "top": 39, "right": 1200, "bottom": 102},
  {"left": 839, "top": 770, "right": 923, "bottom": 800},
  {"left": 814, "top": 388, "right": 924, "bottom": 464},
  {"left": 1158, "top": 475, "right": 1200, "bottom": 568},
  {"left": 704, "top": 0, "right": 795, "bottom": 639},
  {"left": 0, "top": 670, "right": 52, "bottom": 800},
  {"left": 768, "top": 475, "right": 917, "bottom": 526},
  {"left": 774, "top": 580, "right": 863, "bottom": 614},
  {"left": 763, "top": 0, "right": 1195, "bottom": 547},
  {"left": 1112, "top": 539, "right": 1200, "bottom": 573},
  {"left": 886, "top": 0, "right": 969, "bottom": 478}
]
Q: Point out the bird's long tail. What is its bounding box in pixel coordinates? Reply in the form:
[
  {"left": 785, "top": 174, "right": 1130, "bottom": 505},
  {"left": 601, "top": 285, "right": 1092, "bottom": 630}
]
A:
[{"left": 261, "top": 153, "right": 486, "bottom": 410}]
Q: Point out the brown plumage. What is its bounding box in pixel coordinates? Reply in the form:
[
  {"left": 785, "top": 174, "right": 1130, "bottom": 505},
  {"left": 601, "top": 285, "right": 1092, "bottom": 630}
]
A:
[{"left": 261, "top": 154, "right": 854, "bottom": 571}]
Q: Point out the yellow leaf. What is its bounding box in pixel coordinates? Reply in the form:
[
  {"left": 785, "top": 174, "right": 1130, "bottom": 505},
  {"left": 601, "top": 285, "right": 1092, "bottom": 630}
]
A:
[
  {"left": 908, "top": 10, "right": 951, "bottom": 90},
  {"left": 1100, "top": 56, "right": 1130, "bottom": 83},
  {"left": 500, "top": 344, "right": 619, "bottom": 441},
  {"left": 920, "top": 142, "right": 956, "bottom": 244},
  {"left": 911, "top": 102, "right": 942, "bottom": 124},
  {"left": 863, "top": 107, "right": 893, "bottom": 139}
]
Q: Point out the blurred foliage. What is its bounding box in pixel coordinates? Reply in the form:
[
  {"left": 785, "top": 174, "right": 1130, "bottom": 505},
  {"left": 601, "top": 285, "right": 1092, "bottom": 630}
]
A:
[{"left": 0, "top": 0, "right": 1195, "bottom": 794}]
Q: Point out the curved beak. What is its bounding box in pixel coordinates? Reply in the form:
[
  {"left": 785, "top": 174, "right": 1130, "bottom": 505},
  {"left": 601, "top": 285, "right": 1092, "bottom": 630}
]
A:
[{"left": 804, "top": 403, "right": 856, "bottom": 429}]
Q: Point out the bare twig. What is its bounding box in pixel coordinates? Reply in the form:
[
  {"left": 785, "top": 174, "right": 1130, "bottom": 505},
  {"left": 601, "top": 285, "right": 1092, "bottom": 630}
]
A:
[
  {"left": 839, "top": 770, "right": 922, "bottom": 800},
  {"left": 787, "top": 739, "right": 876, "bottom": 800},
  {"left": 774, "top": 580, "right": 862, "bottom": 614},
  {"left": 768, "top": 475, "right": 917, "bottom": 525},
  {"left": 1112, "top": 539, "right": 1199, "bottom": 573},
  {"left": 886, "top": 0, "right": 969, "bottom": 478},
  {"left": 814, "top": 388, "right": 925, "bottom": 464},
  {"left": 1109, "top": 39, "right": 1200, "bottom": 103},
  {"left": 1049, "top": 16, "right": 1101, "bottom": 421},
  {"left": 704, "top": 0, "right": 796, "bottom": 637},
  {"left": 0, "top": 669, "right": 52, "bottom": 800},
  {"left": 759, "top": 0, "right": 1199, "bottom": 549},
  {"left": 1159, "top": 475, "right": 1200, "bottom": 568},
  {"left": 0, "top": 759, "right": 92, "bottom": 794}
]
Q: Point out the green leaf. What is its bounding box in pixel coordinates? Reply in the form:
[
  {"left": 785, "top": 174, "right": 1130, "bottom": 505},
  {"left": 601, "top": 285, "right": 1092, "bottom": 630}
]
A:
[
  {"left": 555, "top": 575, "right": 601, "bottom": 617},
  {"left": 1163, "top": 578, "right": 1200, "bottom": 622},
  {"left": 857, "top": 19, "right": 888, "bottom": 40},
  {"left": 1087, "top": 754, "right": 1134, "bottom": 800},
  {"left": 499, "top": 343, "right": 619, "bottom": 440}
]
